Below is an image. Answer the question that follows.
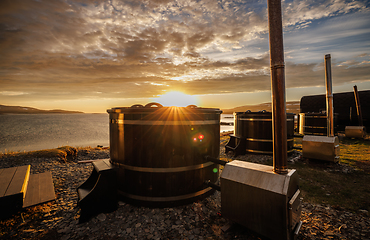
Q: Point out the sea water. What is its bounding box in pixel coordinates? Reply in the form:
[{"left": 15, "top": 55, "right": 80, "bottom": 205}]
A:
[
  {"left": 0, "top": 114, "right": 109, "bottom": 153},
  {"left": 0, "top": 113, "right": 234, "bottom": 153},
  {"left": 220, "top": 114, "right": 234, "bottom": 133}
]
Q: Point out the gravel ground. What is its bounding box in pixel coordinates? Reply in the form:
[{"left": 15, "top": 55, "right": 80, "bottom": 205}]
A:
[{"left": 0, "top": 144, "right": 369, "bottom": 240}]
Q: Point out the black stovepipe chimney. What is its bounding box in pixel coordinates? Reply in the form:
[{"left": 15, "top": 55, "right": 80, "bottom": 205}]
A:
[
  {"left": 325, "top": 54, "right": 334, "bottom": 137},
  {"left": 268, "top": 0, "right": 288, "bottom": 174},
  {"left": 353, "top": 85, "right": 364, "bottom": 127}
]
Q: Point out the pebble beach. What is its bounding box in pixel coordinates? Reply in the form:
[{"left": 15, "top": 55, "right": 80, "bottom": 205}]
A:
[{"left": 0, "top": 140, "right": 369, "bottom": 240}]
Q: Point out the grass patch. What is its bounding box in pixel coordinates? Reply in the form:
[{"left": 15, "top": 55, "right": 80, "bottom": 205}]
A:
[
  {"left": 0, "top": 146, "right": 78, "bottom": 162},
  {"left": 340, "top": 137, "right": 370, "bottom": 170},
  {"left": 295, "top": 161, "right": 370, "bottom": 211},
  {"left": 291, "top": 136, "right": 370, "bottom": 212}
]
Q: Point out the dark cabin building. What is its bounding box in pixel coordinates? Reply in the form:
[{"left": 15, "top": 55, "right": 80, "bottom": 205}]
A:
[{"left": 300, "top": 90, "right": 370, "bottom": 131}]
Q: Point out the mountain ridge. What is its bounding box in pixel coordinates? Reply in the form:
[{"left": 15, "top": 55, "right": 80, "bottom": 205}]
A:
[
  {"left": 0, "top": 105, "right": 84, "bottom": 114},
  {"left": 222, "top": 101, "right": 300, "bottom": 114}
]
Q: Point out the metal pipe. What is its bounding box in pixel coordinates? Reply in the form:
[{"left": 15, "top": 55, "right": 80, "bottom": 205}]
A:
[
  {"left": 353, "top": 85, "right": 364, "bottom": 126},
  {"left": 204, "top": 180, "right": 221, "bottom": 191},
  {"left": 268, "top": 0, "right": 288, "bottom": 174},
  {"left": 205, "top": 155, "right": 227, "bottom": 166},
  {"left": 325, "top": 54, "right": 334, "bottom": 137}
]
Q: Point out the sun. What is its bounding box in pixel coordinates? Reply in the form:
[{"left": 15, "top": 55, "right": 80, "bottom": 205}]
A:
[{"left": 153, "top": 91, "right": 199, "bottom": 107}]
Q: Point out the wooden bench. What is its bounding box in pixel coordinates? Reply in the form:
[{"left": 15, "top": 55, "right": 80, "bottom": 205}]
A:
[
  {"left": 0, "top": 165, "right": 55, "bottom": 219},
  {"left": 77, "top": 159, "right": 117, "bottom": 222},
  {"left": 0, "top": 165, "right": 30, "bottom": 218}
]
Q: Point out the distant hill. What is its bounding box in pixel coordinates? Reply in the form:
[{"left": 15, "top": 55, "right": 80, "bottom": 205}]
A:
[
  {"left": 222, "top": 101, "right": 300, "bottom": 114},
  {"left": 0, "top": 105, "right": 84, "bottom": 114}
]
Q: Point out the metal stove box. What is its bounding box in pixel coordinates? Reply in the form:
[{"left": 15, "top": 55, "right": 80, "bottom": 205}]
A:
[
  {"left": 345, "top": 126, "right": 366, "bottom": 139},
  {"left": 221, "top": 161, "right": 301, "bottom": 240},
  {"left": 302, "top": 135, "right": 339, "bottom": 162}
]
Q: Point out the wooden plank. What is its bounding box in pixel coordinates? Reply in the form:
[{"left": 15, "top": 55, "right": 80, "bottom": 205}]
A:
[
  {"left": 21, "top": 166, "right": 31, "bottom": 197},
  {"left": 23, "top": 173, "right": 39, "bottom": 208},
  {"left": 23, "top": 172, "right": 55, "bottom": 208},
  {"left": 0, "top": 166, "right": 31, "bottom": 217},
  {"left": 103, "top": 159, "right": 113, "bottom": 168},
  {"left": 38, "top": 172, "right": 55, "bottom": 204},
  {"left": 93, "top": 159, "right": 112, "bottom": 172},
  {"left": 0, "top": 167, "right": 17, "bottom": 197},
  {"left": 78, "top": 159, "right": 108, "bottom": 164},
  {"left": 5, "top": 165, "right": 30, "bottom": 197},
  {"left": 78, "top": 160, "right": 96, "bottom": 164},
  {"left": 78, "top": 188, "right": 90, "bottom": 201}
]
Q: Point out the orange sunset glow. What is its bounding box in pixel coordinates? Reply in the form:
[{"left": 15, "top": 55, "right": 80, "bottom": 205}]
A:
[{"left": 0, "top": 0, "right": 369, "bottom": 112}]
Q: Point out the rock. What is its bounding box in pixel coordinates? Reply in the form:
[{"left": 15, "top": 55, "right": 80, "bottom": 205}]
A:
[
  {"left": 97, "top": 213, "right": 106, "bottom": 222},
  {"left": 57, "top": 227, "right": 70, "bottom": 234},
  {"left": 359, "top": 209, "right": 368, "bottom": 214},
  {"left": 61, "top": 235, "right": 70, "bottom": 240},
  {"left": 324, "top": 231, "right": 335, "bottom": 236}
]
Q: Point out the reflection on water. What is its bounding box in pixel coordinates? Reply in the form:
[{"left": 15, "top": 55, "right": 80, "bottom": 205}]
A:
[
  {"left": 220, "top": 114, "right": 234, "bottom": 133},
  {"left": 0, "top": 114, "right": 109, "bottom": 153}
]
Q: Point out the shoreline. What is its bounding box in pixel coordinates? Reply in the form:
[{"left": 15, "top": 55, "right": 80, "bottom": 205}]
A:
[
  {"left": 0, "top": 114, "right": 232, "bottom": 154},
  {"left": 1, "top": 133, "right": 233, "bottom": 155}
]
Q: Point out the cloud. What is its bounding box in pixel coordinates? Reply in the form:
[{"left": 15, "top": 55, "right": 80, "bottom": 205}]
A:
[
  {"left": 0, "top": 0, "right": 369, "bottom": 106},
  {"left": 283, "top": 0, "right": 368, "bottom": 29},
  {"left": 284, "top": 10, "right": 370, "bottom": 64},
  {"left": 0, "top": 91, "right": 29, "bottom": 96}
]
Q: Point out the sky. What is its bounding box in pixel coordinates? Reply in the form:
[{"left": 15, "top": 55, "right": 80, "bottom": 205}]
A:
[{"left": 0, "top": 0, "right": 369, "bottom": 113}]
